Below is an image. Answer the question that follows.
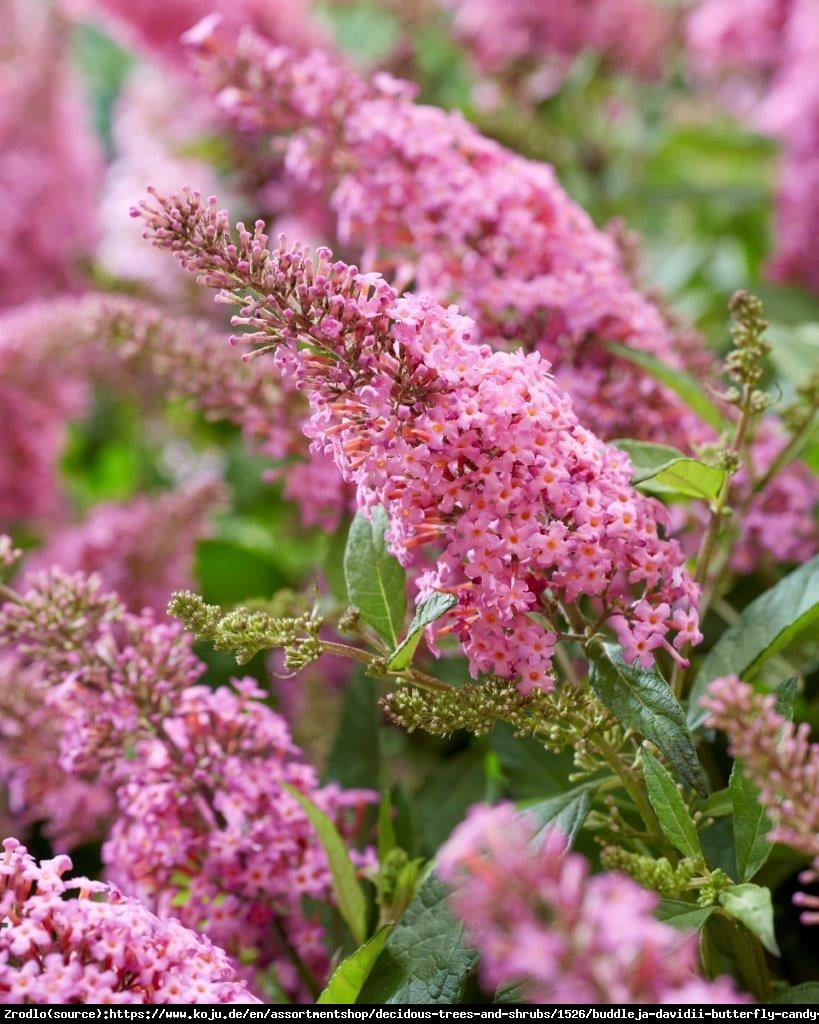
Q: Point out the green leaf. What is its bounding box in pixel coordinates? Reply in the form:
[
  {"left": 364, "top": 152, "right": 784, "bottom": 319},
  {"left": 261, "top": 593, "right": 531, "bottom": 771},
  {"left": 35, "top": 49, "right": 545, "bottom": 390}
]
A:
[
  {"left": 607, "top": 344, "right": 728, "bottom": 431},
  {"left": 357, "top": 875, "right": 478, "bottom": 1004},
  {"left": 490, "top": 724, "right": 575, "bottom": 801},
  {"left": 614, "top": 440, "right": 687, "bottom": 475},
  {"left": 633, "top": 458, "right": 726, "bottom": 503},
  {"left": 589, "top": 642, "right": 705, "bottom": 794},
  {"left": 325, "top": 672, "right": 381, "bottom": 790},
  {"left": 775, "top": 675, "right": 798, "bottom": 720},
  {"left": 699, "top": 788, "right": 732, "bottom": 818},
  {"left": 642, "top": 750, "right": 703, "bottom": 860},
  {"left": 730, "top": 761, "right": 773, "bottom": 882},
  {"left": 719, "top": 883, "right": 780, "bottom": 956},
  {"left": 656, "top": 900, "right": 715, "bottom": 932},
  {"left": 317, "top": 928, "right": 393, "bottom": 1004},
  {"left": 344, "top": 507, "right": 406, "bottom": 646},
  {"left": 774, "top": 983, "right": 819, "bottom": 1004},
  {"left": 767, "top": 322, "right": 819, "bottom": 386},
  {"left": 282, "top": 783, "right": 368, "bottom": 947},
  {"left": 689, "top": 556, "right": 819, "bottom": 728},
  {"left": 416, "top": 748, "right": 488, "bottom": 855},
  {"left": 614, "top": 441, "right": 726, "bottom": 502},
  {"left": 525, "top": 786, "right": 593, "bottom": 848},
  {"left": 388, "top": 592, "right": 457, "bottom": 671}
]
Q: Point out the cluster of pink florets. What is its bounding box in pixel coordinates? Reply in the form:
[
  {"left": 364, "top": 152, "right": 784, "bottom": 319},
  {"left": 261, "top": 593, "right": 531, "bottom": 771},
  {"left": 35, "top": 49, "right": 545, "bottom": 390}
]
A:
[
  {"left": 0, "top": 838, "right": 259, "bottom": 1004},
  {"left": 24, "top": 480, "right": 223, "bottom": 615},
  {"left": 0, "top": 566, "right": 375, "bottom": 999},
  {"left": 0, "top": 0, "right": 102, "bottom": 310},
  {"left": 437, "top": 804, "right": 747, "bottom": 1003},
  {"left": 703, "top": 675, "right": 819, "bottom": 925},
  {"left": 138, "top": 194, "right": 699, "bottom": 686},
  {"left": 189, "top": 21, "right": 702, "bottom": 453},
  {"left": 186, "top": 21, "right": 818, "bottom": 568}
]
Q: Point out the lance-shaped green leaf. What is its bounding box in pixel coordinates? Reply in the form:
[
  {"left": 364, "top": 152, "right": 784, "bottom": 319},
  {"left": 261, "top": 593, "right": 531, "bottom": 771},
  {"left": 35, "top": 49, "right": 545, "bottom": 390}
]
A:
[
  {"left": 615, "top": 441, "right": 726, "bottom": 502},
  {"left": 607, "top": 343, "right": 728, "bottom": 431},
  {"left": 317, "top": 928, "right": 393, "bottom": 1004},
  {"left": 282, "top": 784, "right": 368, "bottom": 947},
  {"left": 689, "top": 556, "right": 819, "bottom": 728},
  {"left": 525, "top": 785, "right": 593, "bottom": 849},
  {"left": 656, "top": 900, "right": 715, "bottom": 932},
  {"left": 633, "top": 458, "right": 726, "bottom": 503},
  {"left": 719, "top": 883, "right": 780, "bottom": 956},
  {"left": 344, "top": 507, "right": 406, "bottom": 646},
  {"left": 642, "top": 750, "right": 703, "bottom": 860},
  {"left": 589, "top": 642, "right": 705, "bottom": 794},
  {"left": 614, "top": 440, "right": 687, "bottom": 475},
  {"left": 357, "top": 875, "right": 478, "bottom": 1004},
  {"left": 388, "top": 592, "right": 457, "bottom": 671},
  {"left": 730, "top": 761, "right": 773, "bottom": 883}
]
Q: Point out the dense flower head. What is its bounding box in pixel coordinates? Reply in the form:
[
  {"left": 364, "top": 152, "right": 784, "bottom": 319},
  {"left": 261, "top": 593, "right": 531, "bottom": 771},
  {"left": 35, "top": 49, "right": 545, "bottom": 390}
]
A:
[
  {"left": 186, "top": 24, "right": 818, "bottom": 567},
  {"left": 24, "top": 480, "right": 224, "bottom": 615},
  {"left": 440, "top": 0, "right": 671, "bottom": 100},
  {"left": 0, "top": 653, "right": 116, "bottom": 852},
  {"left": 138, "top": 191, "right": 699, "bottom": 687},
  {"left": 702, "top": 675, "right": 819, "bottom": 924},
  {"left": 437, "top": 804, "right": 748, "bottom": 1003},
  {"left": 0, "top": 0, "right": 102, "bottom": 309},
  {"left": 0, "top": 569, "right": 375, "bottom": 998},
  {"left": 102, "top": 679, "right": 375, "bottom": 997},
  {"left": 186, "top": 22, "right": 704, "bottom": 451},
  {"left": 0, "top": 838, "right": 259, "bottom": 1003}
]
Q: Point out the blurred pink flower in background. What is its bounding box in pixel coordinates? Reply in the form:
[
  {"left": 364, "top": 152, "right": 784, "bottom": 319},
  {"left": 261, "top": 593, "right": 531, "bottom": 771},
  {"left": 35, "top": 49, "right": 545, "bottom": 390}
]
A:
[
  {"left": 0, "top": 0, "right": 102, "bottom": 308},
  {"left": 687, "top": 0, "right": 819, "bottom": 292}
]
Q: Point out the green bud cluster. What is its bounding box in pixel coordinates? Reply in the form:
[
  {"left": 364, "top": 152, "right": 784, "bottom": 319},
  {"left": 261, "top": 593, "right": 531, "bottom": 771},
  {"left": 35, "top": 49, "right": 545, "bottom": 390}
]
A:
[
  {"left": 168, "top": 590, "right": 323, "bottom": 666},
  {"left": 725, "top": 290, "right": 771, "bottom": 410},
  {"left": 382, "top": 678, "right": 552, "bottom": 738},
  {"left": 600, "top": 847, "right": 698, "bottom": 899},
  {"left": 696, "top": 867, "right": 733, "bottom": 906}
]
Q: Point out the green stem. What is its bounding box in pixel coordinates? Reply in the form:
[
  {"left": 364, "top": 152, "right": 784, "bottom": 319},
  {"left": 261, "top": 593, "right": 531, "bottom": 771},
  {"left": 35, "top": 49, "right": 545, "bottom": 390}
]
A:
[
  {"left": 593, "top": 734, "right": 664, "bottom": 846},
  {"left": 753, "top": 410, "right": 818, "bottom": 495},
  {"left": 319, "top": 640, "right": 453, "bottom": 693},
  {"left": 671, "top": 390, "right": 754, "bottom": 697}
]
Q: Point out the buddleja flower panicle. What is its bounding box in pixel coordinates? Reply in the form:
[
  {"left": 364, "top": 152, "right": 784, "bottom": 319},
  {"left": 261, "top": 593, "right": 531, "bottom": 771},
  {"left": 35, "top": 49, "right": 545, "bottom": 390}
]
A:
[{"left": 140, "top": 192, "right": 700, "bottom": 691}]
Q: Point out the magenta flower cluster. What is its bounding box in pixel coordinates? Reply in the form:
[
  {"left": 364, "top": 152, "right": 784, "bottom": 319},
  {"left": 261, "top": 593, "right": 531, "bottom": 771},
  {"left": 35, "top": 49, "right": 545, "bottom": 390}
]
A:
[
  {"left": 0, "top": 567, "right": 375, "bottom": 998},
  {"left": 139, "top": 193, "right": 699, "bottom": 686},
  {"left": 187, "top": 21, "right": 818, "bottom": 568},
  {"left": 438, "top": 804, "right": 747, "bottom": 1003},
  {"left": 0, "top": 838, "right": 259, "bottom": 1004},
  {"left": 24, "top": 480, "right": 224, "bottom": 615}
]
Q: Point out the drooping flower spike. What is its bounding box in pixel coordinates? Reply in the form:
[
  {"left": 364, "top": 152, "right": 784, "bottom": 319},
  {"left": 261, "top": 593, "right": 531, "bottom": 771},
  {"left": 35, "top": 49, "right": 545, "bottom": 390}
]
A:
[{"left": 137, "top": 189, "right": 699, "bottom": 686}]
